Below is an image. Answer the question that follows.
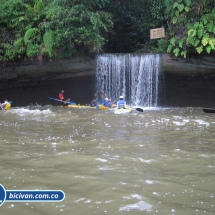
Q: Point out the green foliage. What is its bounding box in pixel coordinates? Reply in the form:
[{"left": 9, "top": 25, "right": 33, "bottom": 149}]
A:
[
  {"left": 0, "top": 38, "right": 25, "bottom": 62},
  {"left": 196, "top": 45, "right": 203, "bottom": 54},
  {"left": 0, "top": 0, "right": 28, "bottom": 61},
  {"left": 0, "top": 0, "right": 113, "bottom": 63},
  {"left": 178, "top": 38, "right": 185, "bottom": 48},
  {"left": 206, "top": 45, "right": 212, "bottom": 54},
  {"left": 24, "top": 28, "right": 40, "bottom": 45},
  {"left": 1, "top": 0, "right": 215, "bottom": 64},
  {"left": 0, "top": 0, "right": 26, "bottom": 28},
  {"left": 150, "top": 0, "right": 165, "bottom": 21},
  {"left": 45, "top": 1, "right": 113, "bottom": 54},
  {"left": 163, "top": 0, "right": 215, "bottom": 57},
  {"left": 104, "top": 0, "right": 166, "bottom": 53},
  {"left": 43, "top": 31, "right": 53, "bottom": 57},
  {"left": 167, "top": 44, "right": 172, "bottom": 53},
  {"left": 157, "top": 38, "right": 168, "bottom": 52},
  {"left": 23, "top": 28, "right": 43, "bottom": 57},
  {"left": 173, "top": 47, "right": 180, "bottom": 56},
  {"left": 26, "top": 43, "right": 40, "bottom": 57},
  {"left": 170, "top": 37, "right": 176, "bottom": 46},
  {"left": 181, "top": 50, "right": 187, "bottom": 57},
  {"left": 25, "top": 0, "right": 45, "bottom": 22}
]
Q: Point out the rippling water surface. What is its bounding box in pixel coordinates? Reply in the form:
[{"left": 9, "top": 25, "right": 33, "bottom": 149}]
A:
[{"left": 0, "top": 106, "right": 215, "bottom": 215}]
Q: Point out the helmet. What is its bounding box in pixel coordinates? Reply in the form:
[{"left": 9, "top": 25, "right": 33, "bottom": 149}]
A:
[
  {"left": 105, "top": 97, "right": 109, "bottom": 100},
  {"left": 120, "top": 96, "right": 123, "bottom": 99}
]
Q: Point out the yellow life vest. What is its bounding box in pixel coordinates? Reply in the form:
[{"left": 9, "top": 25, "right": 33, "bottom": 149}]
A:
[{"left": 4, "top": 102, "right": 11, "bottom": 110}]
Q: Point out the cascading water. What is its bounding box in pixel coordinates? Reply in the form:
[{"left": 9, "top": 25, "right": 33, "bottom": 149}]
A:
[{"left": 95, "top": 54, "right": 160, "bottom": 107}]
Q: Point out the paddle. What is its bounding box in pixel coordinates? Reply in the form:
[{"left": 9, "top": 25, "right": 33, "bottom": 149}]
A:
[
  {"left": 48, "top": 97, "right": 76, "bottom": 105},
  {"left": 136, "top": 108, "right": 143, "bottom": 112},
  {"left": 203, "top": 108, "right": 215, "bottom": 113}
]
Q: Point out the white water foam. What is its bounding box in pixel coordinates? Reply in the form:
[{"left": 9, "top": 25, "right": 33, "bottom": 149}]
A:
[
  {"left": 119, "top": 201, "right": 152, "bottom": 211},
  {"left": 9, "top": 108, "right": 54, "bottom": 116}
]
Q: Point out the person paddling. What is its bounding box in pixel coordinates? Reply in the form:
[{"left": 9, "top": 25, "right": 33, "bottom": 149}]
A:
[
  {"left": 59, "top": 89, "right": 64, "bottom": 100},
  {"left": 58, "top": 89, "right": 65, "bottom": 106},
  {"left": 90, "top": 99, "right": 97, "bottom": 107},
  {"left": 0, "top": 99, "right": 11, "bottom": 110},
  {"left": 103, "top": 98, "right": 111, "bottom": 107},
  {"left": 117, "top": 96, "right": 126, "bottom": 109}
]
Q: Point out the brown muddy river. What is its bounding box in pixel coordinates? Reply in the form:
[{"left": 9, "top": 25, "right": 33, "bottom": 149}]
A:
[{"left": 0, "top": 106, "right": 215, "bottom": 215}]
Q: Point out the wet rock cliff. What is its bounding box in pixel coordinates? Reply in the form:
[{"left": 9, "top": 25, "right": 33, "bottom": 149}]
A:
[
  {"left": 159, "top": 54, "right": 215, "bottom": 107},
  {"left": 1, "top": 54, "right": 215, "bottom": 107},
  {"left": 0, "top": 57, "right": 96, "bottom": 106}
]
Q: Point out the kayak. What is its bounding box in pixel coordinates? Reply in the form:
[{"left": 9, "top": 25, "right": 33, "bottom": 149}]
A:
[
  {"left": 67, "top": 104, "right": 95, "bottom": 109},
  {"left": 96, "top": 105, "right": 109, "bottom": 110},
  {"left": 114, "top": 107, "right": 132, "bottom": 114},
  {"left": 96, "top": 104, "right": 117, "bottom": 110},
  {"left": 203, "top": 108, "right": 215, "bottom": 113},
  {"left": 48, "top": 97, "right": 76, "bottom": 105}
]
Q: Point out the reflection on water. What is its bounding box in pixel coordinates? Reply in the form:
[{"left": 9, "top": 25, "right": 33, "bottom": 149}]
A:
[{"left": 0, "top": 106, "right": 215, "bottom": 215}]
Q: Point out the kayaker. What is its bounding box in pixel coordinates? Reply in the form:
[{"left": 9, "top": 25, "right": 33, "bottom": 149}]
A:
[
  {"left": 90, "top": 99, "right": 97, "bottom": 107},
  {"left": 0, "top": 99, "right": 11, "bottom": 110},
  {"left": 59, "top": 89, "right": 64, "bottom": 100},
  {"left": 117, "top": 96, "right": 126, "bottom": 109},
  {"left": 103, "top": 98, "right": 111, "bottom": 107}
]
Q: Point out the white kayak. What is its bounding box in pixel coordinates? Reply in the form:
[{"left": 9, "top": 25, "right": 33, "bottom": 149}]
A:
[{"left": 114, "top": 107, "right": 132, "bottom": 114}]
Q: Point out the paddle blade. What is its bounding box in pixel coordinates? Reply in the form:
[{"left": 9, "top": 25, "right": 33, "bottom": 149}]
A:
[
  {"left": 203, "top": 108, "right": 215, "bottom": 113},
  {"left": 136, "top": 108, "right": 143, "bottom": 112}
]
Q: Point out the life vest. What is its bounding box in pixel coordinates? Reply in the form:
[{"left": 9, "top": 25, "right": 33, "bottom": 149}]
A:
[
  {"left": 4, "top": 102, "right": 11, "bottom": 110},
  {"left": 59, "top": 93, "right": 64, "bottom": 100},
  {"left": 117, "top": 100, "right": 125, "bottom": 108},
  {"left": 103, "top": 101, "right": 111, "bottom": 107}
]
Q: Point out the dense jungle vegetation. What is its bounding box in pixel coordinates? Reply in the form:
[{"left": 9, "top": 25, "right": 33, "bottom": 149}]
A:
[{"left": 0, "top": 0, "right": 215, "bottom": 65}]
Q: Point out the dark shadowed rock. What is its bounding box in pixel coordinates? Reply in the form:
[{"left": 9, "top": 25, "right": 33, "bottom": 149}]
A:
[
  {"left": 159, "top": 54, "right": 215, "bottom": 107},
  {"left": 160, "top": 54, "right": 215, "bottom": 77},
  {"left": 1, "top": 54, "right": 215, "bottom": 107}
]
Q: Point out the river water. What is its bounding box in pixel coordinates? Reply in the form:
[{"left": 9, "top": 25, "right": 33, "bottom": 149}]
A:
[{"left": 0, "top": 106, "right": 215, "bottom": 215}]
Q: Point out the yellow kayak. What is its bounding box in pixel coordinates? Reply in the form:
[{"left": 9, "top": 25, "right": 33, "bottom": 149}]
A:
[
  {"left": 95, "top": 104, "right": 117, "bottom": 110},
  {"left": 96, "top": 105, "right": 109, "bottom": 110},
  {"left": 67, "top": 104, "right": 116, "bottom": 110},
  {"left": 67, "top": 104, "right": 95, "bottom": 109}
]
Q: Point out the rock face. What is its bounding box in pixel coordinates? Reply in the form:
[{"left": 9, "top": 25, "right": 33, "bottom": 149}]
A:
[
  {"left": 160, "top": 54, "right": 215, "bottom": 77},
  {"left": 0, "top": 57, "right": 96, "bottom": 106},
  {"left": 159, "top": 54, "right": 215, "bottom": 107},
  {"left": 1, "top": 54, "right": 215, "bottom": 107},
  {"left": 0, "top": 57, "right": 96, "bottom": 88}
]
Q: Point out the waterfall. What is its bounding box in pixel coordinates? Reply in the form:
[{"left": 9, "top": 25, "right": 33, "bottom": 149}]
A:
[{"left": 95, "top": 54, "right": 160, "bottom": 107}]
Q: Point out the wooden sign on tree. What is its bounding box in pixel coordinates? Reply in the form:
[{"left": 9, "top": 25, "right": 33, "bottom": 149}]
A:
[{"left": 150, "top": 28, "right": 165, "bottom": 39}]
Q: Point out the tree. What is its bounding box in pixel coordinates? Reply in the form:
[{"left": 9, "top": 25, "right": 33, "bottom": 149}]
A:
[
  {"left": 103, "top": 0, "right": 166, "bottom": 53},
  {"left": 0, "top": 0, "right": 27, "bottom": 63},
  {"left": 161, "top": 0, "right": 215, "bottom": 57},
  {"left": 44, "top": 0, "right": 113, "bottom": 57},
  {"left": 0, "top": 0, "right": 113, "bottom": 65}
]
